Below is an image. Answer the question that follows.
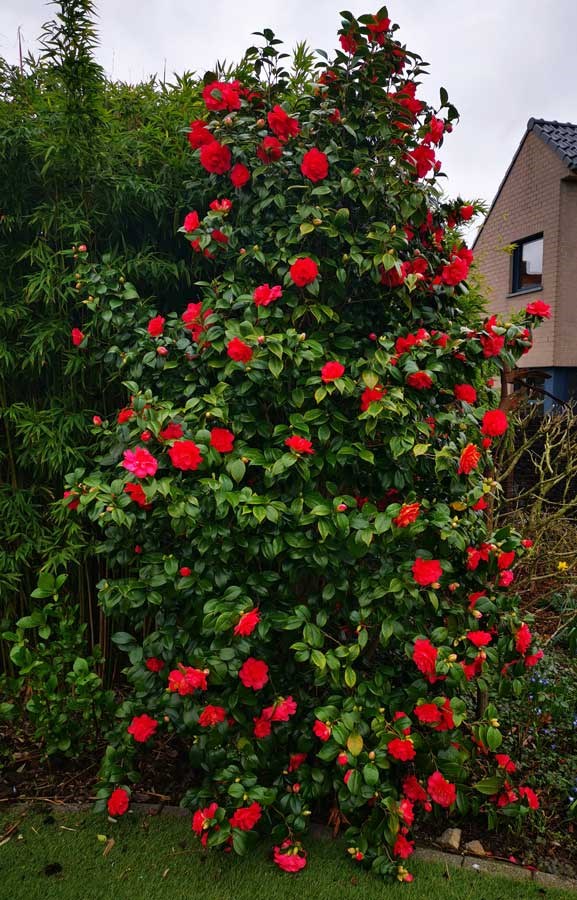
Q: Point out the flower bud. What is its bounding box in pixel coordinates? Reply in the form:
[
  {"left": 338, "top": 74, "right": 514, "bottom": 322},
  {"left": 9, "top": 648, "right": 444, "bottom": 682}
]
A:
[
  {"left": 157, "top": 346, "right": 168, "bottom": 356},
  {"left": 448, "top": 653, "right": 458, "bottom": 662},
  {"left": 78, "top": 244, "right": 87, "bottom": 252},
  {"left": 141, "top": 430, "right": 152, "bottom": 441},
  {"left": 337, "top": 503, "right": 347, "bottom": 512},
  {"left": 93, "top": 415, "right": 103, "bottom": 426}
]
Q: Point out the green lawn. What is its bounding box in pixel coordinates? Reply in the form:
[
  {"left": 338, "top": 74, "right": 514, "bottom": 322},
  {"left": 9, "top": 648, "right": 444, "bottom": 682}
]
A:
[{"left": 0, "top": 808, "right": 574, "bottom": 900}]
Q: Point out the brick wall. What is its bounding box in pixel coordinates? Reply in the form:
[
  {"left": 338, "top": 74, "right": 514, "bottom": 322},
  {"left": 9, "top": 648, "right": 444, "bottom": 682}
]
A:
[{"left": 473, "top": 131, "right": 572, "bottom": 368}]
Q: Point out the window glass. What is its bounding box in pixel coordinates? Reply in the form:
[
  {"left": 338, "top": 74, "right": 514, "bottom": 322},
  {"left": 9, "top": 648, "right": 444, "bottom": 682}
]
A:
[{"left": 512, "top": 236, "right": 543, "bottom": 292}]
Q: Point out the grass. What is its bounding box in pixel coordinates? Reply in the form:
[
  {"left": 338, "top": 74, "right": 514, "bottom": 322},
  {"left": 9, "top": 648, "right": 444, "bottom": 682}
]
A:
[{"left": 1, "top": 808, "right": 575, "bottom": 900}]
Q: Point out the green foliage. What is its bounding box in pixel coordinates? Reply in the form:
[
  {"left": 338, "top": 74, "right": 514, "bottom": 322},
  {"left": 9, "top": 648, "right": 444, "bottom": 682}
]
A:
[
  {"left": 0, "top": 572, "right": 115, "bottom": 756},
  {"left": 0, "top": 0, "right": 205, "bottom": 651}
]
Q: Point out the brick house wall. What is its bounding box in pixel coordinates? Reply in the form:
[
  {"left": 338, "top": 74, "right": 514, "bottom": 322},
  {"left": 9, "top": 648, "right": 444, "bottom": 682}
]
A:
[{"left": 473, "top": 131, "right": 569, "bottom": 370}]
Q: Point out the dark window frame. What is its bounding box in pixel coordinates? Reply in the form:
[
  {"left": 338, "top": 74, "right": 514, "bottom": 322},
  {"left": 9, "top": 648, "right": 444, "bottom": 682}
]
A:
[{"left": 511, "top": 233, "right": 543, "bottom": 294}]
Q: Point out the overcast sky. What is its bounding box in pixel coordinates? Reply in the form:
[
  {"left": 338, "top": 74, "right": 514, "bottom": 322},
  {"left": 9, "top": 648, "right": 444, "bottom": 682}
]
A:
[{"left": 2, "top": 0, "right": 577, "bottom": 238}]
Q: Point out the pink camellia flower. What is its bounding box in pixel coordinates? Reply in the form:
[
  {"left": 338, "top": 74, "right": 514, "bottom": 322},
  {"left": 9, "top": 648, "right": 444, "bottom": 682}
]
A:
[
  {"left": 525, "top": 300, "right": 551, "bottom": 319},
  {"left": 71, "top": 328, "right": 85, "bottom": 346},
  {"left": 227, "top": 337, "right": 253, "bottom": 363},
  {"left": 253, "top": 284, "right": 282, "bottom": 307},
  {"left": 127, "top": 714, "right": 158, "bottom": 743},
  {"left": 427, "top": 771, "right": 456, "bottom": 807},
  {"left": 107, "top": 787, "right": 130, "bottom": 817},
  {"left": 273, "top": 840, "right": 307, "bottom": 872},
  {"left": 313, "top": 719, "right": 331, "bottom": 741},
  {"left": 321, "top": 361, "right": 345, "bottom": 382},
  {"left": 238, "top": 657, "right": 269, "bottom": 690},
  {"left": 234, "top": 608, "right": 260, "bottom": 636},
  {"left": 122, "top": 447, "right": 158, "bottom": 478}
]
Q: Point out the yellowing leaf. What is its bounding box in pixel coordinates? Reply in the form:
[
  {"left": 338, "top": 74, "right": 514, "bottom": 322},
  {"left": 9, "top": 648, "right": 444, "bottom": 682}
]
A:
[{"left": 347, "top": 732, "right": 363, "bottom": 756}]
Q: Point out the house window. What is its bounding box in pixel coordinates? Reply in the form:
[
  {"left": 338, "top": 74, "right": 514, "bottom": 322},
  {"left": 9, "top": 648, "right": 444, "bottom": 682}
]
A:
[{"left": 511, "top": 234, "right": 543, "bottom": 293}]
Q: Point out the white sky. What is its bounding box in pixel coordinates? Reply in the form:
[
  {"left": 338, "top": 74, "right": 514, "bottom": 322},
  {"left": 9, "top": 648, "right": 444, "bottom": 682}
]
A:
[{"left": 2, "top": 0, "right": 577, "bottom": 238}]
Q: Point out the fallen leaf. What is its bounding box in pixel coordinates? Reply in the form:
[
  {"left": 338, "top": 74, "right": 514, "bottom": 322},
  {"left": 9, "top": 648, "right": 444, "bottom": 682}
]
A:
[{"left": 103, "top": 837, "right": 115, "bottom": 858}]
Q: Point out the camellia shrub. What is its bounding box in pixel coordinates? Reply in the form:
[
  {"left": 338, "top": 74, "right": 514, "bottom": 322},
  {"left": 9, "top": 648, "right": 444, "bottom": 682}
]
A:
[{"left": 66, "top": 7, "right": 551, "bottom": 882}]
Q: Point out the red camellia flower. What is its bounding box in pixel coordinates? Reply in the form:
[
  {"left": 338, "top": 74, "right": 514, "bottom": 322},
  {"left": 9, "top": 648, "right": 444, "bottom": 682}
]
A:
[
  {"left": 147, "top": 315, "right": 165, "bottom": 337},
  {"left": 200, "top": 141, "right": 232, "bottom": 174},
  {"left": 412, "top": 638, "right": 438, "bottom": 679},
  {"left": 234, "top": 608, "right": 260, "bottom": 636},
  {"left": 393, "top": 833, "right": 415, "bottom": 859},
  {"left": 301, "top": 147, "right": 329, "bottom": 182},
  {"left": 239, "top": 657, "right": 269, "bottom": 690},
  {"left": 403, "top": 775, "right": 429, "bottom": 805},
  {"left": 122, "top": 447, "right": 158, "bottom": 478},
  {"left": 159, "top": 422, "right": 184, "bottom": 441},
  {"left": 183, "top": 212, "right": 200, "bottom": 234},
  {"left": 285, "top": 435, "right": 314, "bottom": 455},
  {"left": 289, "top": 257, "right": 319, "bottom": 287},
  {"left": 388, "top": 738, "right": 416, "bottom": 761},
  {"left": 498, "top": 550, "right": 515, "bottom": 570},
  {"left": 124, "top": 482, "right": 150, "bottom": 509},
  {"left": 199, "top": 705, "right": 227, "bottom": 727},
  {"left": 516, "top": 623, "right": 532, "bottom": 655},
  {"left": 230, "top": 162, "right": 251, "bottom": 187},
  {"left": 188, "top": 119, "right": 214, "bottom": 149},
  {"left": 127, "top": 713, "right": 158, "bottom": 743},
  {"left": 288, "top": 753, "right": 307, "bottom": 772},
  {"left": 145, "top": 657, "right": 164, "bottom": 673},
  {"left": 179, "top": 566, "right": 191, "bottom": 576},
  {"left": 367, "top": 14, "right": 391, "bottom": 44},
  {"left": 467, "top": 630, "right": 492, "bottom": 647},
  {"left": 253, "top": 714, "right": 272, "bottom": 738},
  {"left": 192, "top": 802, "right": 218, "bottom": 835},
  {"left": 406, "top": 143, "right": 436, "bottom": 179},
  {"left": 441, "top": 254, "right": 470, "bottom": 286},
  {"left": 412, "top": 558, "right": 442, "bottom": 586},
  {"left": 168, "top": 665, "right": 208, "bottom": 695},
  {"left": 209, "top": 198, "right": 233, "bottom": 213},
  {"left": 496, "top": 753, "right": 516, "bottom": 774},
  {"left": 525, "top": 649, "right": 544, "bottom": 667},
  {"left": 229, "top": 802, "right": 262, "bottom": 831},
  {"left": 107, "top": 787, "right": 130, "bottom": 817},
  {"left": 406, "top": 371, "right": 432, "bottom": 390},
  {"left": 427, "top": 771, "right": 456, "bottom": 807},
  {"left": 499, "top": 569, "right": 514, "bottom": 587},
  {"left": 393, "top": 503, "right": 420, "bottom": 528},
  {"left": 313, "top": 719, "right": 331, "bottom": 741},
  {"left": 168, "top": 439, "right": 203, "bottom": 471},
  {"left": 269, "top": 696, "right": 297, "bottom": 722},
  {"left": 210, "top": 427, "right": 235, "bottom": 453},
  {"left": 256, "top": 136, "right": 283, "bottom": 164},
  {"left": 339, "top": 31, "right": 358, "bottom": 54},
  {"left": 458, "top": 443, "right": 481, "bottom": 475},
  {"left": 414, "top": 703, "right": 442, "bottom": 725},
  {"left": 273, "top": 840, "right": 307, "bottom": 872},
  {"left": 454, "top": 383, "right": 477, "bottom": 404},
  {"left": 202, "top": 80, "right": 241, "bottom": 112},
  {"left": 519, "top": 786, "right": 539, "bottom": 809},
  {"left": 481, "top": 409, "right": 508, "bottom": 437},
  {"left": 360, "top": 385, "right": 385, "bottom": 411},
  {"left": 267, "top": 105, "right": 300, "bottom": 142},
  {"left": 253, "top": 284, "right": 282, "bottom": 306},
  {"left": 525, "top": 300, "right": 551, "bottom": 319},
  {"left": 227, "top": 337, "right": 253, "bottom": 363},
  {"left": 71, "top": 328, "right": 85, "bottom": 346},
  {"left": 321, "top": 361, "right": 345, "bottom": 382}
]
